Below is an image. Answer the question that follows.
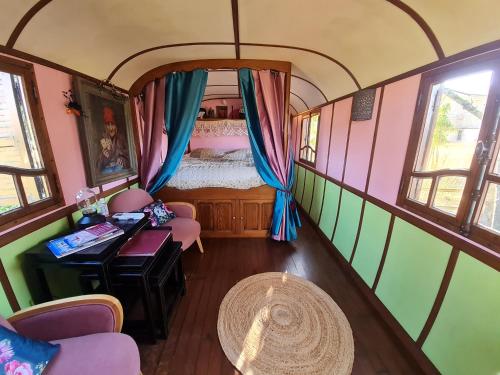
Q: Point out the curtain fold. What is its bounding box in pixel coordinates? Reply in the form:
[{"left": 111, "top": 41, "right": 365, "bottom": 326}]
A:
[
  {"left": 148, "top": 69, "right": 208, "bottom": 194},
  {"left": 239, "top": 68, "right": 301, "bottom": 241},
  {"left": 136, "top": 77, "right": 166, "bottom": 190}
]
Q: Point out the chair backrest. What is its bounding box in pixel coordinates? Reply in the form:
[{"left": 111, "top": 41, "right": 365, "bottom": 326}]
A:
[{"left": 108, "top": 188, "right": 154, "bottom": 214}]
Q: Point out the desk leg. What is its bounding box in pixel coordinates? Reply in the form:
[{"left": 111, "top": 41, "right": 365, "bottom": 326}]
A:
[
  {"left": 98, "top": 264, "right": 114, "bottom": 295},
  {"left": 141, "top": 275, "right": 156, "bottom": 343},
  {"left": 34, "top": 267, "right": 53, "bottom": 303}
]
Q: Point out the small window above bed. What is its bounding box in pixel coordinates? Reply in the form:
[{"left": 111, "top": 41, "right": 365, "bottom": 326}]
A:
[{"left": 299, "top": 111, "right": 320, "bottom": 166}]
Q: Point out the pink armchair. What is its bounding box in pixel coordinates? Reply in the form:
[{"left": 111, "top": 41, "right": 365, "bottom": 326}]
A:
[
  {"left": 108, "top": 188, "right": 204, "bottom": 253},
  {"left": 2, "top": 295, "right": 140, "bottom": 375}
]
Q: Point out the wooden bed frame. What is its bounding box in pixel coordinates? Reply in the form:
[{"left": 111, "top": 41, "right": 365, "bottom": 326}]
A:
[{"left": 154, "top": 185, "right": 275, "bottom": 238}]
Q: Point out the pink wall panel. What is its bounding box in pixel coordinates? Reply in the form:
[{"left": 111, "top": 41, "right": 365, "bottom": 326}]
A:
[
  {"left": 34, "top": 64, "right": 87, "bottom": 203},
  {"left": 315, "top": 104, "right": 333, "bottom": 174},
  {"left": 367, "top": 74, "right": 421, "bottom": 205},
  {"left": 326, "top": 98, "right": 352, "bottom": 181},
  {"left": 190, "top": 135, "right": 249, "bottom": 151},
  {"left": 344, "top": 88, "right": 381, "bottom": 191}
]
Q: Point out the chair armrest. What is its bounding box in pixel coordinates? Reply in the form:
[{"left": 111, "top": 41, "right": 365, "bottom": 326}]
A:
[
  {"left": 167, "top": 201, "right": 196, "bottom": 219},
  {"left": 8, "top": 294, "right": 123, "bottom": 341}
]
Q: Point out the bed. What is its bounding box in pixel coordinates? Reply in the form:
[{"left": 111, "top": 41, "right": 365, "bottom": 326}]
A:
[{"left": 154, "top": 148, "right": 275, "bottom": 238}]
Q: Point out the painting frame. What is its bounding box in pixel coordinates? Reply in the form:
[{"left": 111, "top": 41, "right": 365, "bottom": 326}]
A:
[{"left": 73, "top": 77, "right": 137, "bottom": 187}]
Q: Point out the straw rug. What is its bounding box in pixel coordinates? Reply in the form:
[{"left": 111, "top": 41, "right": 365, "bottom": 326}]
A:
[{"left": 217, "top": 272, "right": 354, "bottom": 375}]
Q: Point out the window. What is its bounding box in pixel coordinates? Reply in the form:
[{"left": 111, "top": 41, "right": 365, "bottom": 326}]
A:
[
  {"left": 399, "top": 52, "right": 500, "bottom": 251},
  {"left": 0, "top": 56, "right": 62, "bottom": 229},
  {"left": 299, "top": 111, "right": 320, "bottom": 165}
]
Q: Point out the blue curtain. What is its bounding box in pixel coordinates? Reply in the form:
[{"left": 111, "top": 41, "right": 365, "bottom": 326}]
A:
[
  {"left": 148, "top": 69, "right": 208, "bottom": 194},
  {"left": 239, "top": 69, "right": 301, "bottom": 241}
]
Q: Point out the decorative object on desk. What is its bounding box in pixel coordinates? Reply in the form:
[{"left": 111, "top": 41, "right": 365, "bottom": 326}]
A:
[
  {"left": 62, "top": 89, "right": 83, "bottom": 117},
  {"left": 112, "top": 212, "right": 145, "bottom": 221},
  {"left": 73, "top": 77, "right": 137, "bottom": 187},
  {"left": 75, "top": 187, "right": 106, "bottom": 229},
  {"left": 46, "top": 222, "right": 124, "bottom": 258},
  {"left": 217, "top": 272, "right": 354, "bottom": 375},
  {"left": 97, "top": 198, "right": 110, "bottom": 217},
  {"left": 0, "top": 325, "right": 60, "bottom": 375},
  {"left": 351, "top": 88, "right": 376, "bottom": 121},
  {"left": 138, "top": 200, "right": 176, "bottom": 227}
]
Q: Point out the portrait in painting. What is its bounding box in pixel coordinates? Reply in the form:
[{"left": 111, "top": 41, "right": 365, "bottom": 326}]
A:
[{"left": 73, "top": 77, "right": 137, "bottom": 187}]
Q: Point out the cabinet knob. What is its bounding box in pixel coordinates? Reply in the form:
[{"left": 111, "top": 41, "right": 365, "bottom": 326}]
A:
[
  {"left": 232, "top": 216, "right": 236, "bottom": 220},
  {"left": 240, "top": 217, "right": 244, "bottom": 220}
]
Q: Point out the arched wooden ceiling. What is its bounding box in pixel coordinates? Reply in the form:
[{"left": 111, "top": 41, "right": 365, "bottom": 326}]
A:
[{"left": 1, "top": 0, "right": 500, "bottom": 114}]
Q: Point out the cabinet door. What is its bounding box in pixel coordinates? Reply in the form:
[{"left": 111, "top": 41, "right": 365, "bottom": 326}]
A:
[
  {"left": 239, "top": 200, "right": 274, "bottom": 236},
  {"left": 214, "top": 200, "right": 236, "bottom": 233},
  {"left": 195, "top": 201, "right": 214, "bottom": 232}
]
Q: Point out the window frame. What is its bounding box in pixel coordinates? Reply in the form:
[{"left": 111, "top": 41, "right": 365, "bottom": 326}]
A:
[
  {"left": 0, "top": 55, "right": 63, "bottom": 230},
  {"left": 299, "top": 110, "right": 320, "bottom": 167},
  {"left": 398, "top": 51, "right": 500, "bottom": 252}
]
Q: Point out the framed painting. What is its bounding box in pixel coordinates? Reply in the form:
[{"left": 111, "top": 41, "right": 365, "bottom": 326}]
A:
[{"left": 73, "top": 77, "right": 137, "bottom": 187}]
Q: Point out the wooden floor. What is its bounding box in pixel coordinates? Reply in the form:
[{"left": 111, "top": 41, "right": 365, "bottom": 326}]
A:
[{"left": 139, "top": 217, "right": 421, "bottom": 375}]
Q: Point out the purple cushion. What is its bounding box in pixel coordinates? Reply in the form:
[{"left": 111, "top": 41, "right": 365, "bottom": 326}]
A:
[
  {"left": 46, "top": 333, "right": 139, "bottom": 375},
  {"left": 162, "top": 217, "right": 200, "bottom": 250}
]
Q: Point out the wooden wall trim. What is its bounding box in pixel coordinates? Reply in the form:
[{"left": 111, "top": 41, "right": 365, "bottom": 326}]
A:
[
  {"left": 0, "top": 177, "right": 138, "bottom": 248},
  {"left": 372, "top": 214, "right": 395, "bottom": 290},
  {"left": 231, "top": 0, "right": 240, "bottom": 59},
  {"left": 294, "top": 41, "right": 500, "bottom": 117},
  {"left": 384, "top": 0, "right": 444, "bottom": 59},
  {"left": 129, "top": 59, "right": 291, "bottom": 95},
  {"left": 6, "top": 0, "right": 53, "bottom": 48},
  {"left": 291, "top": 75, "right": 328, "bottom": 102},
  {"left": 416, "top": 247, "right": 460, "bottom": 347},
  {"left": 0, "top": 260, "right": 20, "bottom": 312},
  {"left": 0, "top": 45, "right": 128, "bottom": 93}
]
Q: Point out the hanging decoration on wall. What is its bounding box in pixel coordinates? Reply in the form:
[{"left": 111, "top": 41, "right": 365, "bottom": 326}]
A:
[
  {"left": 193, "top": 119, "right": 248, "bottom": 137},
  {"left": 351, "top": 88, "right": 376, "bottom": 121},
  {"left": 62, "top": 89, "right": 83, "bottom": 116}
]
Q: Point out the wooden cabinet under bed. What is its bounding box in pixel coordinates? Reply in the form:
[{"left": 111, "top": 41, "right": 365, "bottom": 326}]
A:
[{"left": 154, "top": 185, "right": 275, "bottom": 238}]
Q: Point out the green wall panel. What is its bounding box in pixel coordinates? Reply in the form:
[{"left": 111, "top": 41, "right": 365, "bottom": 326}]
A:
[
  {"left": 294, "top": 166, "right": 305, "bottom": 203},
  {"left": 318, "top": 181, "right": 341, "bottom": 239},
  {"left": 309, "top": 176, "right": 325, "bottom": 223},
  {"left": 332, "top": 190, "right": 363, "bottom": 260},
  {"left": 301, "top": 170, "right": 315, "bottom": 212},
  {"left": 422, "top": 252, "right": 500, "bottom": 375},
  {"left": 375, "top": 218, "right": 452, "bottom": 340},
  {"left": 351, "top": 202, "right": 391, "bottom": 287},
  {"left": 0, "top": 218, "right": 70, "bottom": 308}
]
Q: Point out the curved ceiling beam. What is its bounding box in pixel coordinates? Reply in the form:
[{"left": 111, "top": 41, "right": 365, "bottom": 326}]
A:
[
  {"left": 6, "top": 0, "right": 52, "bottom": 48},
  {"left": 106, "top": 42, "right": 361, "bottom": 90},
  {"left": 291, "top": 74, "right": 328, "bottom": 102},
  {"left": 289, "top": 103, "right": 298, "bottom": 115},
  {"left": 291, "top": 92, "right": 309, "bottom": 110},
  {"left": 385, "top": 0, "right": 444, "bottom": 59}
]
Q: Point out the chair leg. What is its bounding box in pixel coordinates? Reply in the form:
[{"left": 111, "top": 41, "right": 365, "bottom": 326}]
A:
[{"left": 196, "top": 236, "right": 204, "bottom": 253}]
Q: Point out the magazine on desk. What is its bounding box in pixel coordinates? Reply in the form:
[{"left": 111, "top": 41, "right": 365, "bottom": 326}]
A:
[{"left": 46, "top": 222, "right": 124, "bottom": 258}]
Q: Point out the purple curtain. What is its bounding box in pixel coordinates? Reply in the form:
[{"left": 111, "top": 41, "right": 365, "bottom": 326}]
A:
[
  {"left": 135, "top": 77, "right": 166, "bottom": 190},
  {"left": 252, "top": 70, "right": 293, "bottom": 240}
]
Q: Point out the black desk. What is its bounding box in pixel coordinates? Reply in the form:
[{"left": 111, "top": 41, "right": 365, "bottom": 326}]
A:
[{"left": 24, "top": 217, "right": 148, "bottom": 303}]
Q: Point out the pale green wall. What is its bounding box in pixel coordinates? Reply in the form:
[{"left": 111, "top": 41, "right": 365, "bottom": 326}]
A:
[
  {"left": 332, "top": 190, "right": 363, "bottom": 261},
  {"left": 309, "top": 176, "right": 325, "bottom": 223},
  {"left": 318, "top": 181, "right": 341, "bottom": 239}
]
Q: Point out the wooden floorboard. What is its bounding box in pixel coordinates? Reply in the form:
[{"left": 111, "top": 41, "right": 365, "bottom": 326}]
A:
[{"left": 139, "top": 216, "right": 422, "bottom": 374}]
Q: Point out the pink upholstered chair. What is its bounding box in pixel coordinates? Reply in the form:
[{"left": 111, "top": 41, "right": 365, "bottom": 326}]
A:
[
  {"left": 2, "top": 295, "right": 140, "bottom": 375},
  {"left": 108, "top": 188, "right": 204, "bottom": 253}
]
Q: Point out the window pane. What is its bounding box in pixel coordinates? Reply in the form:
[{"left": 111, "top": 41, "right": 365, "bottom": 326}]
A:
[
  {"left": 477, "top": 182, "right": 500, "bottom": 234},
  {"left": 21, "top": 175, "right": 50, "bottom": 204},
  {"left": 0, "top": 71, "right": 44, "bottom": 170},
  {"left": 431, "top": 175, "right": 466, "bottom": 215},
  {"left": 408, "top": 177, "right": 432, "bottom": 204},
  {"left": 415, "top": 70, "right": 492, "bottom": 172},
  {"left": 300, "top": 117, "right": 309, "bottom": 152},
  {"left": 308, "top": 113, "right": 319, "bottom": 152},
  {"left": 0, "top": 174, "right": 20, "bottom": 214}
]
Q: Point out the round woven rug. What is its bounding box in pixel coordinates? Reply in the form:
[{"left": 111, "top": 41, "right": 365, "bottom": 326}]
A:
[{"left": 217, "top": 272, "right": 354, "bottom": 375}]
